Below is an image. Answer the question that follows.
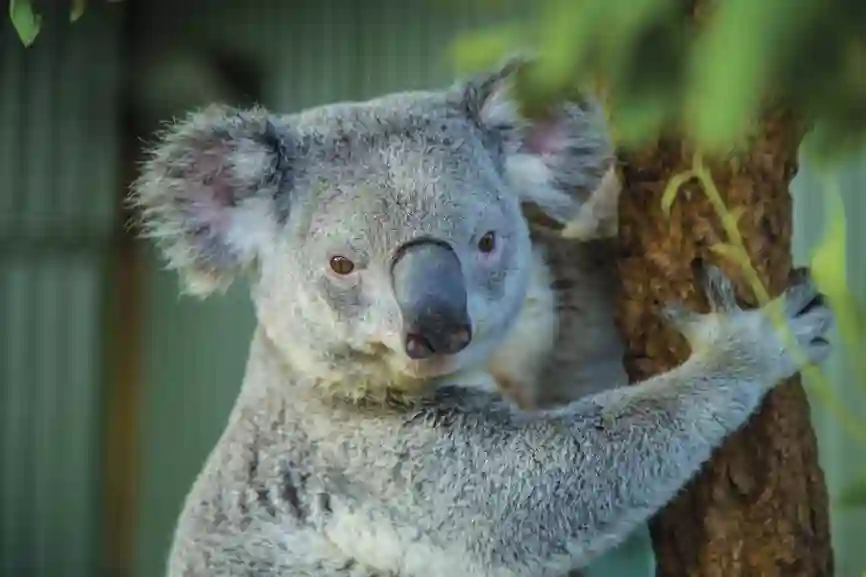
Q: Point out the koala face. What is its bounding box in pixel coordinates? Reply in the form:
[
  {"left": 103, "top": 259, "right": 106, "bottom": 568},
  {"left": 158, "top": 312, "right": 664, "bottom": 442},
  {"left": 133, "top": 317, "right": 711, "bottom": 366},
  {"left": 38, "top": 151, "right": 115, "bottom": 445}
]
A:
[
  {"left": 131, "top": 58, "right": 611, "bottom": 398},
  {"left": 251, "top": 94, "right": 535, "bottom": 391}
]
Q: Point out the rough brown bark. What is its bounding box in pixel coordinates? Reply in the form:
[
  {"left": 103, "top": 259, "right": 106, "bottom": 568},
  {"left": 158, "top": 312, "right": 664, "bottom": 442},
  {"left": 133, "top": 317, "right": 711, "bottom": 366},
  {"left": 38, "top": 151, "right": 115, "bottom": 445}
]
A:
[{"left": 615, "top": 97, "right": 834, "bottom": 574}]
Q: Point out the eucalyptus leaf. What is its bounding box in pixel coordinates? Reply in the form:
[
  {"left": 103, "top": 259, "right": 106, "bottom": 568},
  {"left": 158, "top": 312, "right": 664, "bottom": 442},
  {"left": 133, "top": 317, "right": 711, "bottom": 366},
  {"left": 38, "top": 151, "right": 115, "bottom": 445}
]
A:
[
  {"left": 448, "top": 0, "right": 866, "bottom": 168},
  {"left": 450, "top": 24, "right": 524, "bottom": 76},
  {"left": 686, "top": 0, "right": 772, "bottom": 151},
  {"left": 9, "top": 0, "right": 42, "bottom": 46},
  {"left": 809, "top": 181, "right": 860, "bottom": 347},
  {"left": 533, "top": 0, "right": 593, "bottom": 97},
  {"left": 71, "top": 0, "right": 87, "bottom": 22}
]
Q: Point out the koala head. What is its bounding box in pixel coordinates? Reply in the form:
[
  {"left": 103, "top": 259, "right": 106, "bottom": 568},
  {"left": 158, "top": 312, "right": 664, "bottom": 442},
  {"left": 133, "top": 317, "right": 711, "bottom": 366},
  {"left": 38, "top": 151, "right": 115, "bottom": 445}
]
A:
[{"left": 131, "top": 58, "right": 611, "bottom": 400}]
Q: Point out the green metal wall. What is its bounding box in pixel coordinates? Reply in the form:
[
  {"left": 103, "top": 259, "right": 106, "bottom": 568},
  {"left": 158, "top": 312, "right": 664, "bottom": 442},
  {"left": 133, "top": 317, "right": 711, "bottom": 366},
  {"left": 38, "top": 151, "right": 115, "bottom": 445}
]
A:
[{"left": 0, "top": 4, "right": 124, "bottom": 577}]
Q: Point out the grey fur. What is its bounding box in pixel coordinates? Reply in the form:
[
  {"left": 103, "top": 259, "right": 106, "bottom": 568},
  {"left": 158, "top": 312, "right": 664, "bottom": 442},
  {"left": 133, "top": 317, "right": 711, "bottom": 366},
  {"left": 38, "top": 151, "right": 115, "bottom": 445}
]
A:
[
  {"left": 130, "top": 58, "right": 835, "bottom": 577},
  {"left": 490, "top": 166, "right": 627, "bottom": 410}
]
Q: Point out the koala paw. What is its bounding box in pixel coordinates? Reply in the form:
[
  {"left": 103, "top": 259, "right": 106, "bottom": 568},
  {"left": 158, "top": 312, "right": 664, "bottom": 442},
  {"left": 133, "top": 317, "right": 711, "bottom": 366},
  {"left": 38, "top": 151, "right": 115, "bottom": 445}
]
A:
[
  {"left": 662, "top": 263, "right": 835, "bottom": 385},
  {"left": 659, "top": 263, "right": 740, "bottom": 334},
  {"left": 773, "top": 268, "right": 835, "bottom": 373}
]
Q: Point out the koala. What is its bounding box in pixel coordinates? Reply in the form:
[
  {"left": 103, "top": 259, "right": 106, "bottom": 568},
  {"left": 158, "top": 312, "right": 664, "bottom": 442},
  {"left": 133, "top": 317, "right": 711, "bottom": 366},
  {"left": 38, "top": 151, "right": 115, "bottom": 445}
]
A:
[
  {"left": 131, "top": 57, "right": 835, "bottom": 577},
  {"left": 473, "top": 63, "right": 625, "bottom": 410},
  {"left": 489, "top": 166, "right": 627, "bottom": 410}
]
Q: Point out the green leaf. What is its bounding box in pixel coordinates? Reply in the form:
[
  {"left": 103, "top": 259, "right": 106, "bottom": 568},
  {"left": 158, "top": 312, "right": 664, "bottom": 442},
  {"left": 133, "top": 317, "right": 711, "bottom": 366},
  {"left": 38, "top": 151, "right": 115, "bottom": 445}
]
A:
[
  {"left": 727, "top": 206, "right": 746, "bottom": 227},
  {"left": 838, "top": 474, "right": 866, "bottom": 508},
  {"left": 532, "top": 0, "right": 594, "bottom": 96},
  {"left": 594, "top": 0, "right": 674, "bottom": 73},
  {"left": 802, "top": 119, "right": 866, "bottom": 168},
  {"left": 9, "top": 0, "right": 42, "bottom": 46},
  {"left": 607, "top": 90, "right": 669, "bottom": 146},
  {"left": 449, "top": 24, "right": 524, "bottom": 77},
  {"left": 809, "top": 180, "right": 865, "bottom": 347},
  {"left": 686, "top": 0, "right": 769, "bottom": 150},
  {"left": 71, "top": 0, "right": 87, "bottom": 22},
  {"left": 809, "top": 183, "right": 847, "bottom": 289},
  {"left": 809, "top": 174, "right": 866, "bottom": 400},
  {"left": 660, "top": 169, "right": 694, "bottom": 218},
  {"left": 709, "top": 242, "right": 751, "bottom": 270},
  {"left": 686, "top": 0, "right": 820, "bottom": 152}
]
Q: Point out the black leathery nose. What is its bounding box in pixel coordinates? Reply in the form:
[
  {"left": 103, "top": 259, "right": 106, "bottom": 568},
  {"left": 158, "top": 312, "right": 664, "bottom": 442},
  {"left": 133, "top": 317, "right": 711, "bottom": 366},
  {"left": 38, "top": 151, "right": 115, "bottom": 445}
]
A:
[
  {"left": 391, "top": 240, "right": 473, "bottom": 359},
  {"left": 405, "top": 332, "right": 435, "bottom": 359}
]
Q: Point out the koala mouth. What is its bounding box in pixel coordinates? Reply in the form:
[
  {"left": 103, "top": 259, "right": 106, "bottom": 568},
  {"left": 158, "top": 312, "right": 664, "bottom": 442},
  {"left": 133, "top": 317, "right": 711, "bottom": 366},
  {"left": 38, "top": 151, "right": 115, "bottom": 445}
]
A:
[
  {"left": 357, "top": 341, "right": 463, "bottom": 382},
  {"left": 402, "top": 355, "right": 460, "bottom": 379}
]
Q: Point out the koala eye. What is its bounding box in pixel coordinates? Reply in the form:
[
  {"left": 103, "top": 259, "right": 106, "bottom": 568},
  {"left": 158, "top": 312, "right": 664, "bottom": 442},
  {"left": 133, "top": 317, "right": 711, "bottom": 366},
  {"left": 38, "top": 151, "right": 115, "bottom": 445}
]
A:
[
  {"left": 329, "top": 255, "right": 356, "bottom": 275},
  {"left": 477, "top": 231, "right": 496, "bottom": 254}
]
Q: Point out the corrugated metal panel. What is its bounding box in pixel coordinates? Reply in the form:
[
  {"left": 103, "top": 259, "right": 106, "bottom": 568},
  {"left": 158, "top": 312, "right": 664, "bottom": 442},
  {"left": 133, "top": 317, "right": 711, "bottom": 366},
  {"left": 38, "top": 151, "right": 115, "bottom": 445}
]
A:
[
  {"left": 0, "top": 3, "right": 123, "bottom": 577},
  {"left": 353, "top": 0, "right": 534, "bottom": 97},
  {"left": 1, "top": 256, "right": 106, "bottom": 576},
  {"left": 0, "top": 7, "right": 120, "bottom": 241}
]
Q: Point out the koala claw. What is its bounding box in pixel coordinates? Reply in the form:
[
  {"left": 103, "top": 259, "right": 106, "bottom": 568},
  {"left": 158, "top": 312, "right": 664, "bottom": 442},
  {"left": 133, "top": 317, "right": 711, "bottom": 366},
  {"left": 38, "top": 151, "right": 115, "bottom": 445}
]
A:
[
  {"left": 782, "top": 269, "right": 825, "bottom": 318},
  {"left": 777, "top": 272, "right": 834, "bottom": 368},
  {"left": 658, "top": 263, "right": 740, "bottom": 335},
  {"left": 660, "top": 263, "right": 835, "bottom": 380},
  {"left": 697, "top": 263, "right": 739, "bottom": 313},
  {"left": 659, "top": 302, "right": 695, "bottom": 333}
]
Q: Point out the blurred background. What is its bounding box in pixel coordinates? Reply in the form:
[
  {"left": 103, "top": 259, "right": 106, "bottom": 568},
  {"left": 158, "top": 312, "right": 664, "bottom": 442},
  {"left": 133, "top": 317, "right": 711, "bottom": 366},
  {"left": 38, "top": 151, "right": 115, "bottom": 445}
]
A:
[{"left": 0, "top": 1, "right": 864, "bottom": 576}]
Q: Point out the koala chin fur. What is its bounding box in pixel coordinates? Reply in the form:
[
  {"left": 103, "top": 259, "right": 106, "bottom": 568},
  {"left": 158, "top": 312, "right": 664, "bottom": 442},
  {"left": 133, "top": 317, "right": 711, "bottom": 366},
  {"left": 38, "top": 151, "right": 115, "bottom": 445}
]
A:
[{"left": 131, "top": 56, "right": 835, "bottom": 577}]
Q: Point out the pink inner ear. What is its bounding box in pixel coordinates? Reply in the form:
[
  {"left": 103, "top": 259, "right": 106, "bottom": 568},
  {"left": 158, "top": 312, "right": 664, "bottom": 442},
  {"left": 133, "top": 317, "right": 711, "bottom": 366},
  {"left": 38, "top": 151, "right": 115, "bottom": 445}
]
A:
[
  {"left": 185, "top": 144, "right": 235, "bottom": 236},
  {"left": 525, "top": 117, "right": 567, "bottom": 157},
  {"left": 196, "top": 145, "right": 235, "bottom": 206}
]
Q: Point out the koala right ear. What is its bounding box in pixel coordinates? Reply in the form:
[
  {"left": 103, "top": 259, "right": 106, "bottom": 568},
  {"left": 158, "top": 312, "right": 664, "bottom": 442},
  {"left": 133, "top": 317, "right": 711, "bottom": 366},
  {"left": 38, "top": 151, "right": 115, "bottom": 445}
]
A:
[
  {"left": 130, "top": 104, "right": 295, "bottom": 297},
  {"left": 457, "top": 55, "right": 614, "bottom": 229}
]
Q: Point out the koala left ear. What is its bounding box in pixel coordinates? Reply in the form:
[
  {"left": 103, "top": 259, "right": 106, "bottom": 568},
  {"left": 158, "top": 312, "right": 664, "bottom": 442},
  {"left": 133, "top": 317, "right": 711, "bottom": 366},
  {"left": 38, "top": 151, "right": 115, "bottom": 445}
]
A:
[
  {"left": 130, "top": 104, "right": 295, "bottom": 297},
  {"left": 458, "top": 56, "right": 614, "bottom": 228}
]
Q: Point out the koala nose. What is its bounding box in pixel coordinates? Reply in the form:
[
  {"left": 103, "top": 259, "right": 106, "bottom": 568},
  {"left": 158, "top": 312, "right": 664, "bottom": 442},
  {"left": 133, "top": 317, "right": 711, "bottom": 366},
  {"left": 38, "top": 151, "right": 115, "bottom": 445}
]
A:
[
  {"left": 404, "top": 322, "right": 473, "bottom": 359},
  {"left": 391, "top": 239, "right": 473, "bottom": 360}
]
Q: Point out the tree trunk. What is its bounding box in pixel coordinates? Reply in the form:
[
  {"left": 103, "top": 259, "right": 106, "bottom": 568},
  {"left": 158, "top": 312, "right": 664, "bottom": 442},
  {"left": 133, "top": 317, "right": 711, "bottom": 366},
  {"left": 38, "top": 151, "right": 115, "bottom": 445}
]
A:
[{"left": 614, "top": 88, "right": 835, "bottom": 575}]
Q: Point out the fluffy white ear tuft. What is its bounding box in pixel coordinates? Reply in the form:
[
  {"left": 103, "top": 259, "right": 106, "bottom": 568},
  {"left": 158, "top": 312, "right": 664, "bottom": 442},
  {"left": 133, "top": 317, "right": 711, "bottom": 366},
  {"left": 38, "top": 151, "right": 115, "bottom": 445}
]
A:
[
  {"left": 460, "top": 56, "right": 614, "bottom": 228},
  {"left": 561, "top": 166, "right": 621, "bottom": 241},
  {"left": 130, "top": 104, "right": 295, "bottom": 297}
]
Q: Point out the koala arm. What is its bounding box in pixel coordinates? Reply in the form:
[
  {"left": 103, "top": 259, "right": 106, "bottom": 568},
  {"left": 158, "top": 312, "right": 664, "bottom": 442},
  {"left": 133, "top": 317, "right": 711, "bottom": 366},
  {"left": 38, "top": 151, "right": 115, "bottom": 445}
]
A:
[
  {"left": 412, "top": 356, "right": 762, "bottom": 572},
  {"left": 329, "top": 267, "right": 831, "bottom": 577}
]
